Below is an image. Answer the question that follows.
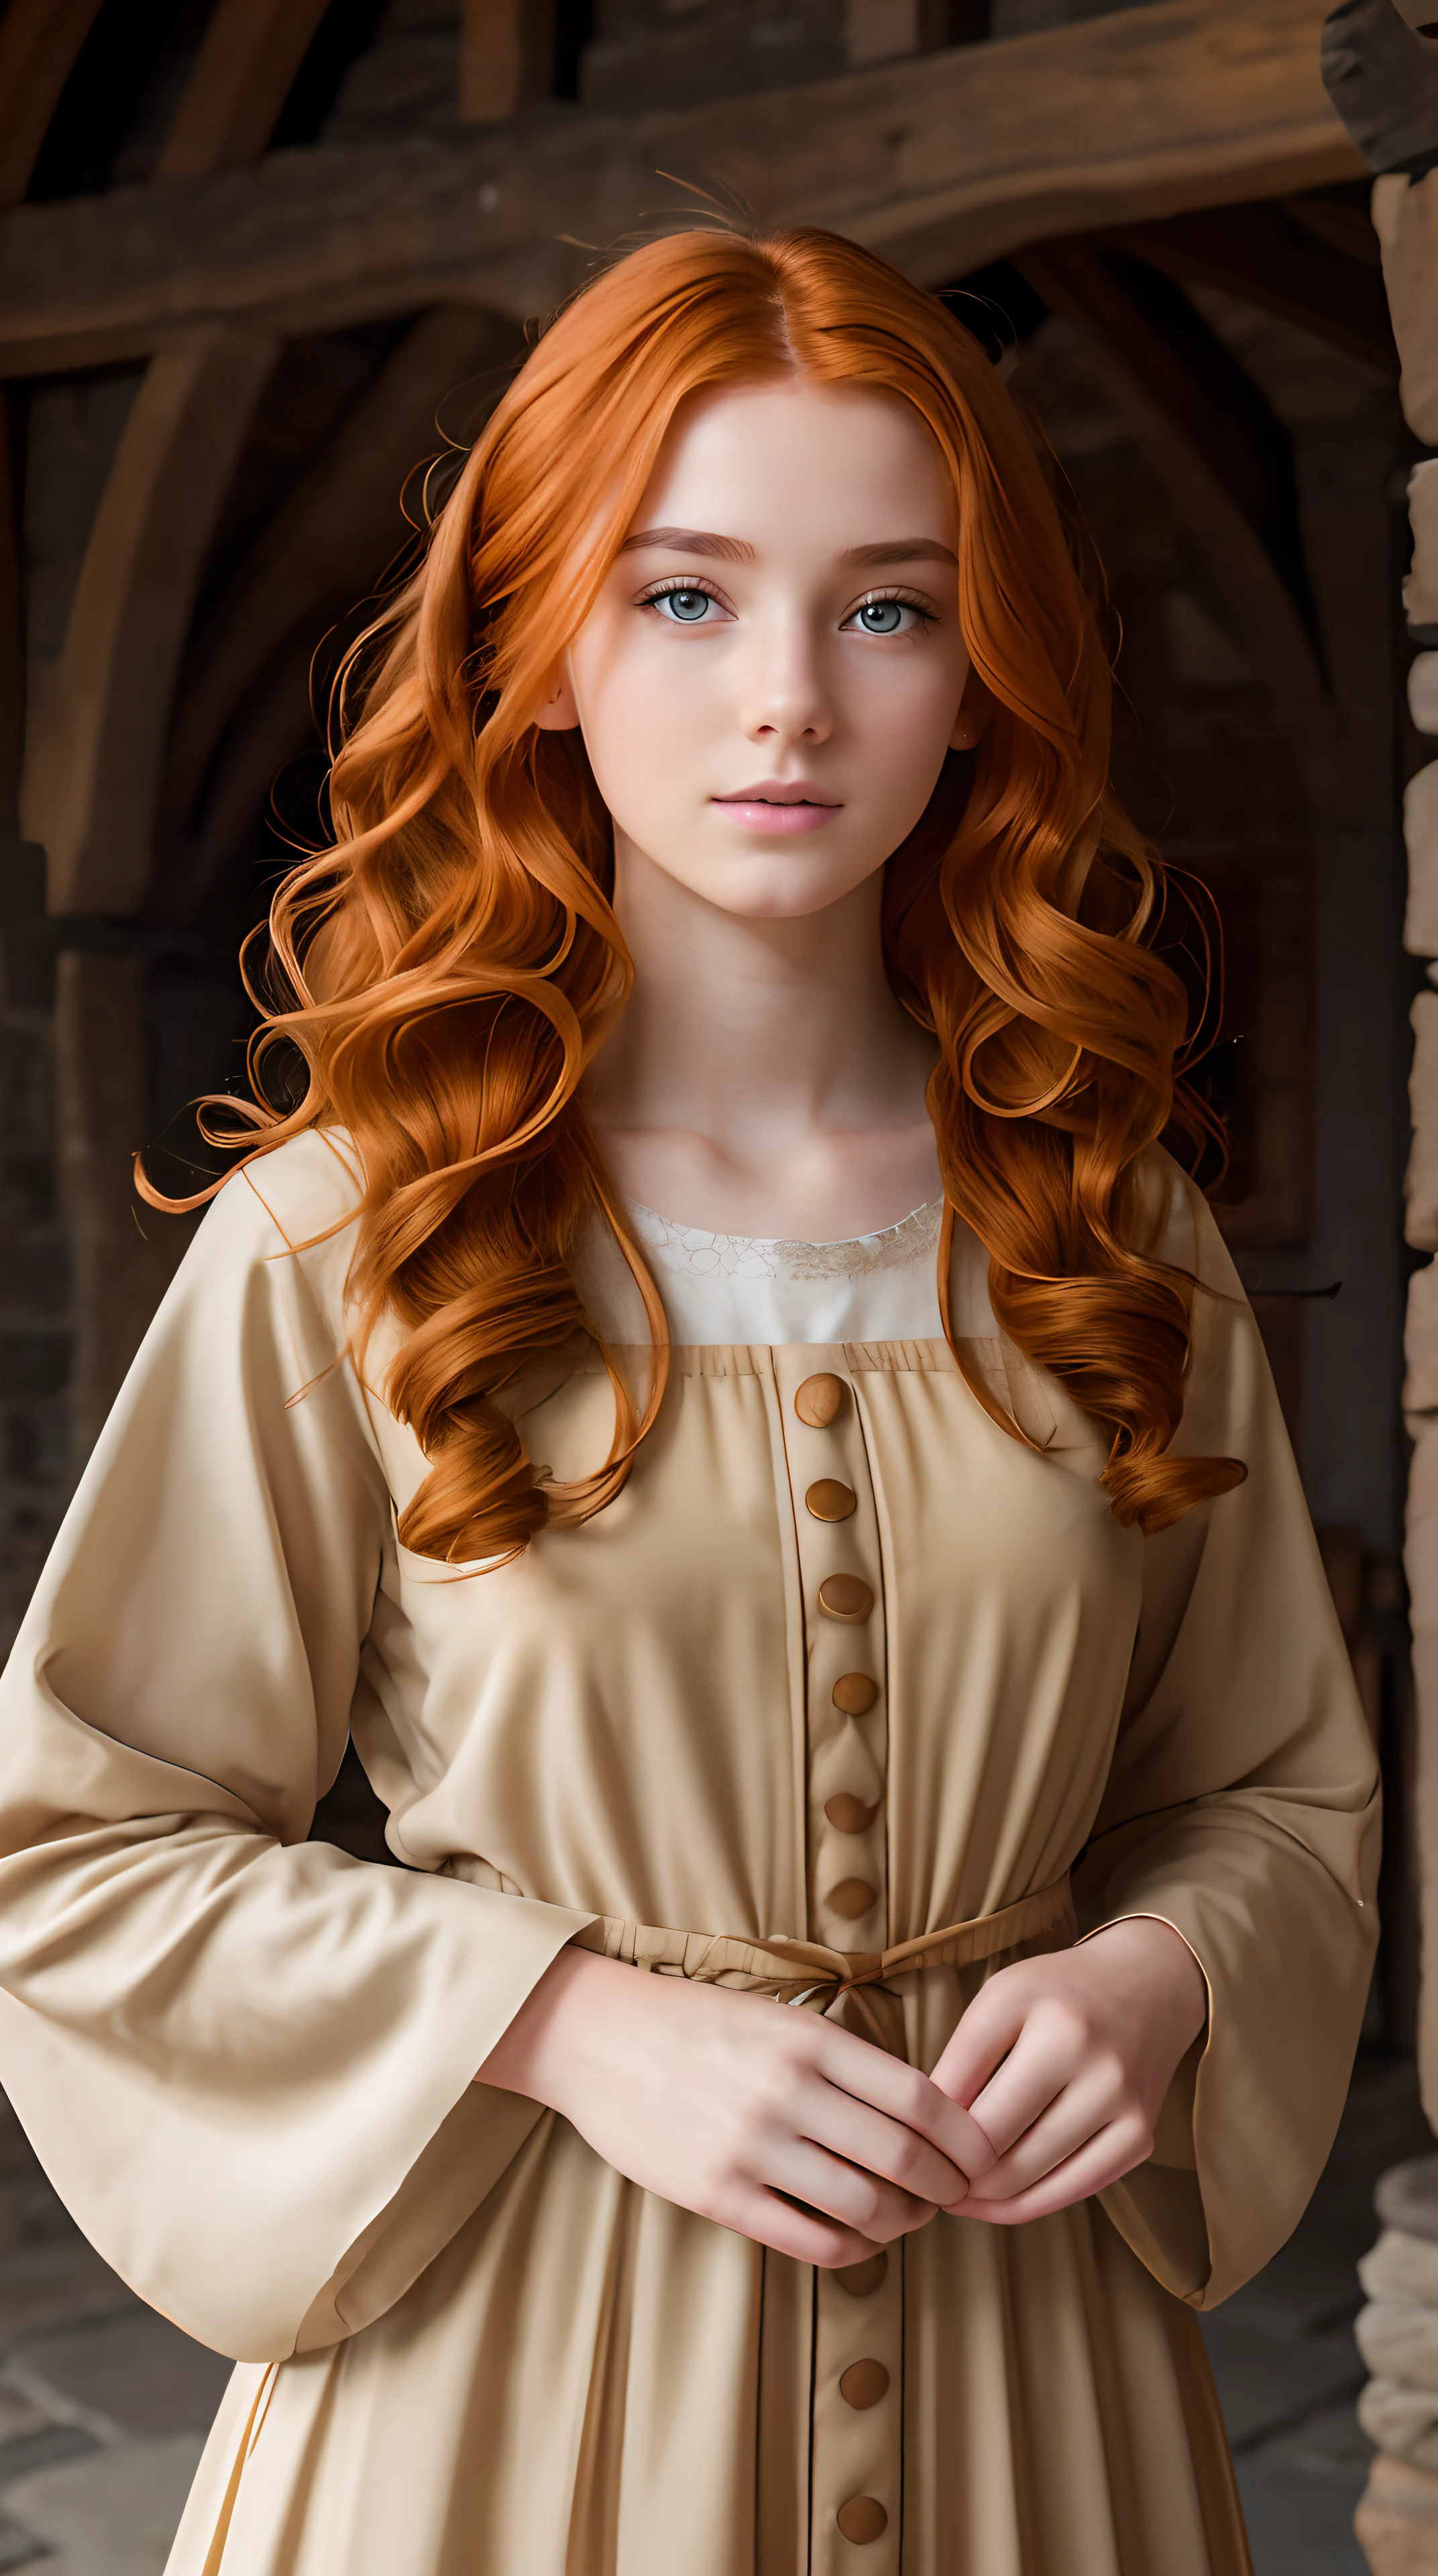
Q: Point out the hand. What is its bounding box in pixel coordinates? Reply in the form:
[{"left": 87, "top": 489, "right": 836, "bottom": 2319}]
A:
[
  {"left": 930, "top": 1916, "right": 1208, "bottom": 2226},
  {"left": 478, "top": 1945, "right": 995, "bottom": 2268}
]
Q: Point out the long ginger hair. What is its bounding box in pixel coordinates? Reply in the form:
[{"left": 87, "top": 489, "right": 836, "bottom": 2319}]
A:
[{"left": 151, "top": 224, "right": 1243, "bottom": 1562}]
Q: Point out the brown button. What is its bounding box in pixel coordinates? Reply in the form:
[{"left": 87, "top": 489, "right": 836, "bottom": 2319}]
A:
[
  {"left": 839, "top": 2359, "right": 890, "bottom": 2410},
  {"left": 832, "top": 1672, "right": 878, "bottom": 1716},
  {"left": 806, "top": 1479, "right": 856, "bottom": 1523},
  {"left": 827, "top": 1877, "right": 877, "bottom": 1920},
  {"left": 834, "top": 2249, "right": 888, "bottom": 2296},
  {"left": 795, "top": 1371, "right": 846, "bottom": 1428},
  {"left": 825, "top": 1792, "right": 877, "bottom": 1834},
  {"left": 837, "top": 2496, "right": 888, "bottom": 2543},
  {"left": 818, "top": 1574, "right": 873, "bottom": 1623}
]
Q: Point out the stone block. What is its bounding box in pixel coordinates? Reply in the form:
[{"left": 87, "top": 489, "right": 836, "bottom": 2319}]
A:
[
  {"left": 1412, "top": 1631, "right": 1438, "bottom": 2125},
  {"left": 1362, "top": 2224, "right": 1438, "bottom": 2302},
  {"left": 1377, "top": 180, "right": 1438, "bottom": 452},
  {"left": 1378, "top": 2162, "right": 1438, "bottom": 2243},
  {"left": 0, "top": 2424, "right": 93, "bottom": 2488},
  {"left": 1407, "top": 1442, "right": 1438, "bottom": 1635},
  {"left": 1407, "top": 768, "right": 1438, "bottom": 957},
  {"left": 1413, "top": 657, "right": 1438, "bottom": 739},
  {"left": 1356, "top": 2449, "right": 1438, "bottom": 2573},
  {"left": 0, "top": 2232, "right": 137, "bottom": 2355},
  {"left": 1408, "top": 1268, "right": 1438, "bottom": 1417},
  {"left": 0, "top": 2399, "right": 48, "bottom": 2451},
  {"left": 1362, "top": 2375, "right": 1438, "bottom": 2469},
  {"left": 0, "top": 2429, "right": 206, "bottom": 2576},
  {"left": 1407, "top": 999, "right": 1438, "bottom": 1247},
  {"left": 7, "top": 2310, "right": 231, "bottom": 2444},
  {"left": 1360, "top": 2300, "right": 1438, "bottom": 2394}
]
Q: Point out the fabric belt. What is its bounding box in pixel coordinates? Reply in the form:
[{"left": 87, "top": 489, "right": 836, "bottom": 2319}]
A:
[{"left": 570, "top": 1872, "right": 1074, "bottom": 2056}]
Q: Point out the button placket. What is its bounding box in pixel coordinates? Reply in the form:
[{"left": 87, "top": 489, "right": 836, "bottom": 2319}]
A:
[
  {"left": 813, "top": 2246, "right": 903, "bottom": 2573},
  {"left": 773, "top": 1349, "right": 901, "bottom": 2575},
  {"left": 773, "top": 1353, "right": 888, "bottom": 1952}
]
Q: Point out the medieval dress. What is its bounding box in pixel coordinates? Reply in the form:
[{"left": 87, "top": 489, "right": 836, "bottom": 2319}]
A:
[{"left": 0, "top": 1128, "right": 1379, "bottom": 2576}]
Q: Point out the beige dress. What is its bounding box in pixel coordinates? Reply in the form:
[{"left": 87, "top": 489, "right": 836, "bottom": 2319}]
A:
[{"left": 0, "top": 1131, "right": 1379, "bottom": 2576}]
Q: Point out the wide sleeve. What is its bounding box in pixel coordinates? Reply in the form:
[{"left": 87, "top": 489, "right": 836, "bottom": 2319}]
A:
[
  {"left": 1073, "top": 1169, "right": 1381, "bottom": 2310},
  {"left": 0, "top": 1140, "right": 594, "bottom": 2363}
]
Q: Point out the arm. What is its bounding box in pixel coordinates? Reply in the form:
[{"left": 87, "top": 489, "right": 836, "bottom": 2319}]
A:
[
  {"left": 0, "top": 1141, "right": 594, "bottom": 2361},
  {"left": 936, "top": 1168, "right": 1378, "bottom": 2294}
]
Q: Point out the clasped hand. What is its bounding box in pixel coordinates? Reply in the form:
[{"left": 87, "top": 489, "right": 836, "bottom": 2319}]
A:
[{"left": 478, "top": 1915, "right": 1207, "bottom": 2269}]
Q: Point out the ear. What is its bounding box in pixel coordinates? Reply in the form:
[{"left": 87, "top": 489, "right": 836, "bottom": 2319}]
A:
[
  {"left": 949, "top": 678, "right": 991, "bottom": 752},
  {"left": 533, "top": 664, "right": 581, "bottom": 732}
]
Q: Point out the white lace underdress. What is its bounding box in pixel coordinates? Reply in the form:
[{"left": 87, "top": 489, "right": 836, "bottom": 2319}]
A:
[{"left": 624, "top": 1196, "right": 946, "bottom": 1344}]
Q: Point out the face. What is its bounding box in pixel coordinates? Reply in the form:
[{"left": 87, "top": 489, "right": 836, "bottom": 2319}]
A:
[{"left": 535, "top": 376, "right": 977, "bottom": 920}]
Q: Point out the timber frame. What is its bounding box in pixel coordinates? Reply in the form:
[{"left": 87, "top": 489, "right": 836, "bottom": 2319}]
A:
[
  {"left": 0, "top": 0, "right": 1374, "bottom": 926},
  {"left": 0, "top": 0, "right": 1408, "bottom": 1544},
  {"left": 0, "top": 0, "right": 1362, "bottom": 381}
]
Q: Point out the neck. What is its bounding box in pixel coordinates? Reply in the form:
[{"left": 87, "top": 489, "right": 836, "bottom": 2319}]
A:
[{"left": 584, "top": 836, "right": 940, "bottom": 1240}]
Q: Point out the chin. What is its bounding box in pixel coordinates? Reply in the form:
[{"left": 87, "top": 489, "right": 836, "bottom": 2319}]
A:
[{"left": 679, "top": 852, "right": 883, "bottom": 920}]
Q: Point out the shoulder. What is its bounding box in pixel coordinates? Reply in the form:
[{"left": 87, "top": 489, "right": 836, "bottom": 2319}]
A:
[
  {"left": 178, "top": 1130, "right": 366, "bottom": 1366},
  {"left": 229, "top": 1129, "right": 364, "bottom": 1266},
  {"left": 1138, "top": 1148, "right": 1244, "bottom": 1301}
]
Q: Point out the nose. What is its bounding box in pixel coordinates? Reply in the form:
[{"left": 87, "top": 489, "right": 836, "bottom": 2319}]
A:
[{"left": 738, "top": 606, "right": 832, "bottom": 752}]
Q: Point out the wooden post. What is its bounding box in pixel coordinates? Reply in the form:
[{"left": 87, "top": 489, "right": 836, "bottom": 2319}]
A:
[
  {"left": 53, "top": 953, "right": 192, "bottom": 1475},
  {"left": 459, "top": 0, "right": 555, "bottom": 122},
  {"left": 20, "top": 325, "right": 278, "bottom": 918}
]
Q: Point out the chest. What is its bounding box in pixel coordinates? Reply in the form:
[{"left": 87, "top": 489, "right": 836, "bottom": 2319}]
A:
[{"left": 361, "top": 1341, "right": 1144, "bottom": 1941}]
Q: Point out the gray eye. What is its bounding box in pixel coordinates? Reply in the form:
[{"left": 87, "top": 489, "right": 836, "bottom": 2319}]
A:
[
  {"left": 857, "top": 599, "right": 904, "bottom": 635},
  {"left": 659, "top": 589, "right": 712, "bottom": 622}
]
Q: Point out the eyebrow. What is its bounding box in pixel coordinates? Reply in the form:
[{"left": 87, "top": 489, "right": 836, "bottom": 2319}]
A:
[
  {"left": 619, "top": 527, "right": 755, "bottom": 561},
  {"left": 840, "top": 538, "right": 958, "bottom": 569},
  {"left": 618, "top": 526, "right": 958, "bottom": 570}
]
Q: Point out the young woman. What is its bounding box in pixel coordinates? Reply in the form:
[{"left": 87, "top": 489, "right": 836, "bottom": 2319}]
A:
[{"left": 0, "top": 227, "right": 1377, "bottom": 2576}]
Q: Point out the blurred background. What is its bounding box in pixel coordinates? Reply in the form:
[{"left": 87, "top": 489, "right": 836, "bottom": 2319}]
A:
[{"left": 0, "top": 0, "right": 1431, "bottom": 2568}]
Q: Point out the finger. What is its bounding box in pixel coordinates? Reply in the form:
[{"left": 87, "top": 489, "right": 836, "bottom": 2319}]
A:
[
  {"left": 813, "top": 2025, "right": 997, "bottom": 2180},
  {"left": 926, "top": 1980, "right": 1033, "bottom": 2113},
  {"left": 956, "top": 2117, "right": 1153, "bottom": 2227},
  {"left": 733, "top": 2189, "right": 882, "bottom": 2269},
  {"left": 965, "top": 2068, "right": 1135, "bottom": 2203},
  {"left": 773, "top": 2135, "right": 940, "bottom": 2244},
  {"left": 799, "top": 2084, "right": 971, "bottom": 2207},
  {"left": 963, "top": 2015, "right": 1091, "bottom": 2161}
]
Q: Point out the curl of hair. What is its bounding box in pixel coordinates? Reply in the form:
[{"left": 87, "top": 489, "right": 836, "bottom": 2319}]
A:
[{"left": 142, "top": 223, "right": 1243, "bottom": 1558}]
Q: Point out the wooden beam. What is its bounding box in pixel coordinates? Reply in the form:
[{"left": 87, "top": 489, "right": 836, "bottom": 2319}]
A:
[
  {"left": 156, "top": 303, "right": 522, "bottom": 907},
  {"left": 21, "top": 327, "right": 280, "bottom": 916},
  {"left": 459, "top": 0, "right": 555, "bottom": 122},
  {"left": 1101, "top": 201, "right": 1398, "bottom": 378},
  {"left": 1013, "top": 237, "right": 1340, "bottom": 804},
  {"left": 154, "top": 0, "right": 335, "bottom": 184},
  {"left": 0, "top": 0, "right": 106, "bottom": 211},
  {"left": 0, "top": 0, "right": 1363, "bottom": 378}
]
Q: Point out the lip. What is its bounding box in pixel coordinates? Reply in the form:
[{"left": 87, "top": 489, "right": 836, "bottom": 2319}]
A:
[{"left": 712, "top": 780, "right": 844, "bottom": 837}]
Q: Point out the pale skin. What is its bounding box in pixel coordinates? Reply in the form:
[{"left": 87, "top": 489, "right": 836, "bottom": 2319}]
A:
[{"left": 478, "top": 377, "right": 1208, "bottom": 2265}]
